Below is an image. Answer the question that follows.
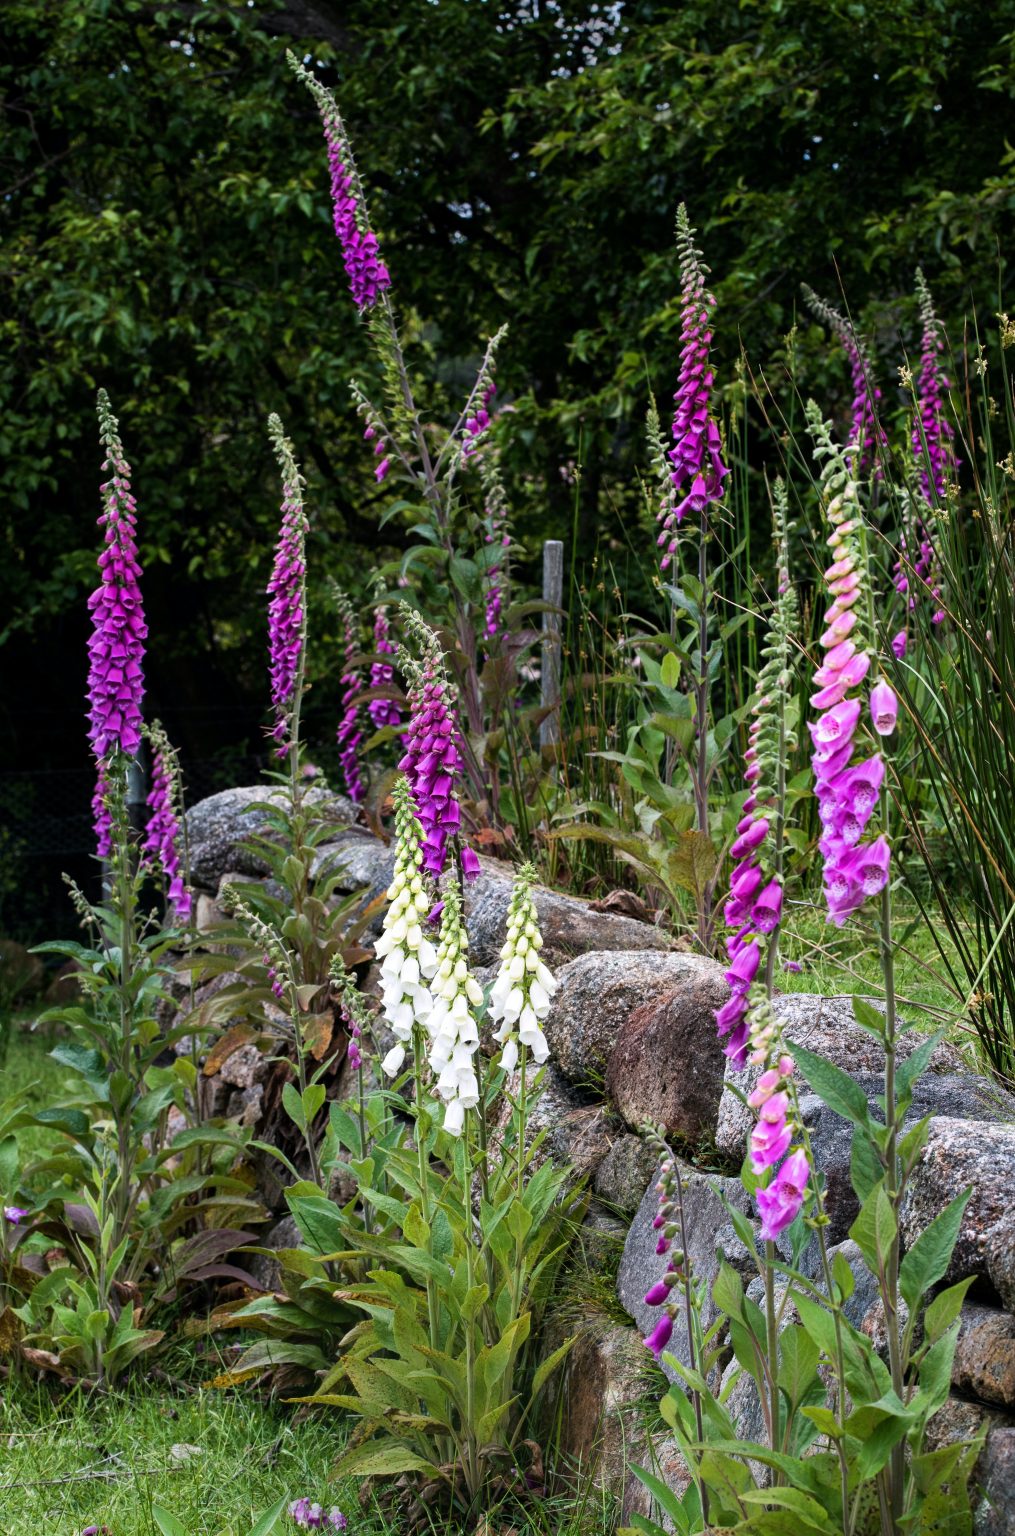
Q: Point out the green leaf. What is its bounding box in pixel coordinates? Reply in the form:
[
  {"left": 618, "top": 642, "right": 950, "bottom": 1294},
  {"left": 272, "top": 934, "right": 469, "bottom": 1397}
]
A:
[
  {"left": 896, "top": 1032, "right": 943, "bottom": 1098},
  {"left": 788, "top": 1042, "right": 870, "bottom": 1128},
  {"left": 899, "top": 1190, "right": 971, "bottom": 1312},
  {"left": 851, "top": 997, "right": 887, "bottom": 1039},
  {"left": 282, "top": 1082, "right": 306, "bottom": 1134},
  {"left": 660, "top": 651, "right": 681, "bottom": 690},
  {"left": 850, "top": 1125, "right": 882, "bottom": 1202},
  {"left": 247, "top": 1496, "right": 289, "bottom": 1536},
  {"left": 152, "top": 1510, "right": 189, "bottom": 1536},
  {"left": 302, "top": 1083, "right": 325, "bottom": 1126},
  {"left": 333, "top": 1440, "right": 437, "bottom": 1478},
  {"left": 924, "top": 1276, "right": 975, "bottom": 1343}
]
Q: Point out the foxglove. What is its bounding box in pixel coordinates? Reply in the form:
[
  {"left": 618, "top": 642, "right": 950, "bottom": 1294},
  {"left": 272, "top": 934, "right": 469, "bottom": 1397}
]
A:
[
  {"left": 656, "top": 206, "right": 728, "bottom": 571},
  {"left": 802, "top": 286, "right": 885, "bottom": 474},
  {"left": 489, "top": 865, "right": 556, "bottom": 1070},
  {"left": 397, "top": 606, "right": 478, "bottom": 882},
  {"left": 368, "top": 606, "right": 402, "bottom": 730},
  {"left": 266, "top": 416, "right": 309, "bottom": 758},
  {"left": 141, "top": 724, "right": 192, "bottom": 922},
  {"left": 715, "top": 481, "right": 797, "bottom": 1069},
  {"left": 87, "top": 391, "right": 146, "bottom": 761},
  {"left": 425, "top": 878, "right": 485, "bottom": 1137},
  {"left": 288, "top": 56, "right": 391, "bottom": 313},
  {"left": 374, "top": 778, "right": 438, "bottom": 1076},
  {"left": 808, "top": 406, "right": 891, "bottom": 926},
  {"left": 333, "top": 586, "right": 365, "bottom": 803}
]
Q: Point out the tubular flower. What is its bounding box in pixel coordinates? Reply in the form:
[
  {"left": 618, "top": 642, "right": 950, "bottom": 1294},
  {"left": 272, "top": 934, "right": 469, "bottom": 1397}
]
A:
[
  {"left": 463, "top": 382, "right": 496, "bottom": 460},
  {"left": 333, "top": 586, "right": 365, "bottom": 803},
  {"left": 288, "top": 1499, "right": 347, "bottom": 1531},
  {"left": 266, "top": 416, "right": 309, "bottom": 759},
  {"left": 425, "top": 879, "right": 485, "bottom": 1137},
  {"left": 288, "top": 55, "right": 390, "bottom": 312},
  {"left": 141, "top": 725, "right": 192, "bottom": 922},
  {"left": 374, "top": 778, "right": 439, "bottom": 1077},
  {"left": 489, "top": 865, "right": 556, "bottom": 1071},
  {"left": 756, "top": 1148, "right": 811, "bottom": 1241},
  {"left": 368, "top": 607, "right": 402, "bottom": 730},
  {"left": 802, "top": 286, "right": 886, "bottom": 474},
  {"left": 92, "top": 760, "right": 113, "bottom": 861},
  {"left": 808, "top": 407, "right": 891, "bottom": 927},
  {"left": 397, "top": 606, "right": 478, "bottom": 882},
  {"left": 715, "top": 481, "right": 797, "bottom": 1070},
  {"left": 655, "top": 205, "right": 729, "bottom": 571},
  {"left": 87, "top": 391, "right": 146, "bottom": 761}
]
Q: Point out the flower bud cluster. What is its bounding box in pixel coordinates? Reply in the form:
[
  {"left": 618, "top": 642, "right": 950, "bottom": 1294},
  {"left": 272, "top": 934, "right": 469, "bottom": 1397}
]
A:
[
  {"left": 641, "top": 1153, "right": 690, "bottom": 1360},
  {"left": 802, "top": 286, "right": 885, "bottom": 475},
  {"left": 141, "top": 722, "right": 191, "bottom": 922},
  {"left": 92, "top": 760, "right": 113, "bottom": 861},
  {"left": 425, "top": 880, "right": 485, "bottom": 1137},
  {"left": 375, "top": 780, "right": 439, "bottom": 1078},
  {"left": 332, "top": 585, "right": 365, "bottom": 803},
  {"left": 266, "top": 416, "right": 308, "bottom": 759},
  {"left": 330, "top": 956, "right": 377, "bottom": 1073},
  {"left": 489, "top": 866, "right": 555, "bottom": 1071}
]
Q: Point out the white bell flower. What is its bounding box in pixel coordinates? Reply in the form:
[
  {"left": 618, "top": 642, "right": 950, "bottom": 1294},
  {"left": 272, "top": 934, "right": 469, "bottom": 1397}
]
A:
[{"left": 489, "top": 867, "right": 556, "bottom": 1073}]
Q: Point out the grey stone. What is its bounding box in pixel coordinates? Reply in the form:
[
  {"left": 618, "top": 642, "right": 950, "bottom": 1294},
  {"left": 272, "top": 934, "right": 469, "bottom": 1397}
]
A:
[
  {"left": 975, "top": 1425, "right": 1015, "bottom": 1535},
  {"left": 186, "top": 784, "right": 354, "bottom": 890},
  {"left": 715, "top": 993, "right": 965, "bottom": 1159},
  {"left": 464, "top": 858, "right": 673, "bottom": 970},
  {"left": 546, "top": 950, "right": 728, "bottom": 1087},
  {"left": 617, "top": 1157, "right": 750, "bottom": 1386},
  {"left": 902, "top": 1117, "right": 1015, "bottom": 1308},
  {"left": 594, "top": 1134, "right": 665, "bottom": 1216},
  {"left": 605, "top": 972, "right": 729, "bottom": 1142},
  {"left": 826, "top": 1238, "right": 880, "bottom": 1330}
]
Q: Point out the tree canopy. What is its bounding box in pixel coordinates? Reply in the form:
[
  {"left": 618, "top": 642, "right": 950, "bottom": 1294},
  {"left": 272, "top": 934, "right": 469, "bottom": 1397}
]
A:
[{"left": 2, "top": 0, "right": 1013, "bottom": 847}]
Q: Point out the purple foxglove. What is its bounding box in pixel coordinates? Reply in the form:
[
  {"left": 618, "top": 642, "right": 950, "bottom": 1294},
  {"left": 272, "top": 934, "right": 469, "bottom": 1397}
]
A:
[
  {"left": 87, "top": 391, "right": 146, "bottom": 761},
  {"left": 334, "top": 587, "right": 365, "bottom": 803},
  {"left": 266, "top": 417, "right": 309, "bottom": 758},
  {"left": 644, "top": 1311, "right": 674, "bottom": 1360},
  {"left": 368, "top": 607, "right": 402, "bottom": 730},
  {"left": 655, "top": 206, "right": 728, "bottom": 570},
  {"left": 750, "top": 880, "right": 783, "bottom": 934},
  {"left": 141, "top": 730, "right": 192, "bottom": 922},
  {"left": 289, "top": 56, "right": 391, "bottom": 312},
  {"left": 802, "top": 286, "right": 886, "bottom": 473},
  {"left": 870, "top": 679, "right": 898, "bottom": 735},
  {"left": 756, "top": 1148, "right": 810, "bottom": 1241}
]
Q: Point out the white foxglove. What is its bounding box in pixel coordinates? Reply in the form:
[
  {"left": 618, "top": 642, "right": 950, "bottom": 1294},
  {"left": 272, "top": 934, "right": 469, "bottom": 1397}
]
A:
[
  {"left": 489, "top": 866, "right": 555, "bottom": 1069},
  {"left": 374, "top": 779, "right": 438, "bottom": 1076}
]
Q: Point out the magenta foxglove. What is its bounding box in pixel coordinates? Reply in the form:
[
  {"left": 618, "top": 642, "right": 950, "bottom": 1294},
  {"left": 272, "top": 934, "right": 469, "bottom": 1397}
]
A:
[
  {"left": 87, "top": 391, "right": 146, "bottom": 761},
  {"left": 266, "top": 416, "right": 309, "bottom": 759}
]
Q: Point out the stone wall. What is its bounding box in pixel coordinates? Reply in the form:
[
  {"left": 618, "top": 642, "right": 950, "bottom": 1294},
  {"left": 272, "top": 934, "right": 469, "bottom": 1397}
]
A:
[{"left": 180, "top": 786, "right": 1015, "bottom": 1532}]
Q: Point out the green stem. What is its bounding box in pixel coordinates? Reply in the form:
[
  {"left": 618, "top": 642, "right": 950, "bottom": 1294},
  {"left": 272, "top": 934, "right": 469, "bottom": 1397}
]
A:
[
  {"left": 462, "top": 1118, "right": 481, "bottom": 1501},
  {"left": 413, "top": 1027, "right": 440, "bottom": 1351},
  {"left": 764, "top": 1241, "right": 781, "bottom": 1469},
  {"left": 673, "top": 1167, "right": 708, "bottom": 1529}
]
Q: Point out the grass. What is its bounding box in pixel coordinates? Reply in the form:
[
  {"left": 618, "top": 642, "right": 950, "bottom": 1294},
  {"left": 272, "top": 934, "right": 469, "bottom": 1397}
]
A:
[{"left": 0, "top": 1361, "right": 360, "bottom": 1535}]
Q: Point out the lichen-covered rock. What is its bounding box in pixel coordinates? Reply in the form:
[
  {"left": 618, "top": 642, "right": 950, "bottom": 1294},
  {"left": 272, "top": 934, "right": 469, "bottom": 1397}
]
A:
[
  {"left": 605, "top": 975, "right": 729, "bottom": 1141},
  {"left": 594, "top": 1134, "right": 664, "bottom": 1216},
  {"left": 953, "top": 1304, "right": 1015, "bottom": 1410},
  {"left": 186, "top": 784, "right": 354, "bottom": 890},
  {"left": 559, "top": 1318, "right": 689, "bottom": 1516},
  {"left": 715, "top": 993, "right": 964, "bottom": 1159},
  {"left": 617, "top": 1157, "right": 750, "bottom": 1385},
  {"left": 902, "top": 1117, "right": 1015, "bottom": 1307},
  {"left": 464, "top": 859, "right": 672, "bottom": 970},
  {"left": 547, "top": 951, "right": 726, "bottom": 1088}
]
